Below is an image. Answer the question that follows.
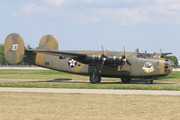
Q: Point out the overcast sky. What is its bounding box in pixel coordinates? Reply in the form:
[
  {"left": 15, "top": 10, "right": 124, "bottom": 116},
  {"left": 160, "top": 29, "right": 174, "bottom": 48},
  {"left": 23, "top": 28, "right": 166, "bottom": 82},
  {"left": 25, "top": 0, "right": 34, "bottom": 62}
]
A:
[{"left": 0, "top": 0, "right": 180, "bottom": 59}]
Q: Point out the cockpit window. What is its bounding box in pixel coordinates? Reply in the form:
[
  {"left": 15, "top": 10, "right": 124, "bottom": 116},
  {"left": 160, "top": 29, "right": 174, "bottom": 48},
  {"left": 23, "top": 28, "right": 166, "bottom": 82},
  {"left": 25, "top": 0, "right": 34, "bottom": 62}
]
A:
[
  {"left": 137, "top": 53, "right": 152, "bottom": 59},
  {"left": 146, "top": 54, "right": 151, "bottom": 57}
]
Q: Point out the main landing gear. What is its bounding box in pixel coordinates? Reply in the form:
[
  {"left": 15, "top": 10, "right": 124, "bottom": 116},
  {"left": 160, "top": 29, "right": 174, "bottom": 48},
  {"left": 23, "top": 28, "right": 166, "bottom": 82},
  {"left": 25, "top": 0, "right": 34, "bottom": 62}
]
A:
[
  {"left": 121, "top": 78, "right": 131, "bottom": 83},
  {"left": 90, "top": 69, "right": 101, "bottom": 84}
]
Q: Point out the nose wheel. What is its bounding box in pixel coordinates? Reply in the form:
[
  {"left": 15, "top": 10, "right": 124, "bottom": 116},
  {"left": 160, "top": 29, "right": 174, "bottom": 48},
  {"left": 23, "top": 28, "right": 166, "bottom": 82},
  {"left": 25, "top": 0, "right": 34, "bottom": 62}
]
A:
[
  {"left": 145, "top": 80, "right": 153, "bottom": 84},
  {"left": 144, "top": 78, "right": 153, "bottom": 84}
]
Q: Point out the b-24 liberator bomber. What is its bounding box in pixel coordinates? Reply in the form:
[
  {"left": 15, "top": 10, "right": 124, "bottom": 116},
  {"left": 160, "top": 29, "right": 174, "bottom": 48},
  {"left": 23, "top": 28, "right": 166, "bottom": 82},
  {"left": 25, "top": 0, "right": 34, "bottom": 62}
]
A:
[{"left": 4, "top": 33, "right": 174, "bottom": 84}]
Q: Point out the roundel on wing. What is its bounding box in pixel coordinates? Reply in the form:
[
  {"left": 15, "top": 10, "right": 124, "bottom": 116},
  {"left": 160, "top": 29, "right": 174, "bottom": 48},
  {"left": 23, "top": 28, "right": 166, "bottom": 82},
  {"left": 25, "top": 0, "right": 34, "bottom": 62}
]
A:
[{"left": 68, "top": 58, "right": 77, "bottom": 68}]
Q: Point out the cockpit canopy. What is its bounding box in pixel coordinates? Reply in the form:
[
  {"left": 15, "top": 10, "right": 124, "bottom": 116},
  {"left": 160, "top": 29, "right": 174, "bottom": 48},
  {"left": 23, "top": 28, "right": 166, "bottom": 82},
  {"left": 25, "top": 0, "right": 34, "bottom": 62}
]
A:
[
  {"left": 135, "top": 53, "right": 170, "bottom": 59},
  {"left": 137, "top": 53, "right": 152, "bottom": 58}
]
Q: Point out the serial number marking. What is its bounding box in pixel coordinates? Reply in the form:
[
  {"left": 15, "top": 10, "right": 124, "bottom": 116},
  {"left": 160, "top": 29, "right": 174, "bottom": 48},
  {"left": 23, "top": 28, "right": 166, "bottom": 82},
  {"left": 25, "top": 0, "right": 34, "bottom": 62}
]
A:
[{"left": 12, "top": 44, "right": 18, "bottom": 50}]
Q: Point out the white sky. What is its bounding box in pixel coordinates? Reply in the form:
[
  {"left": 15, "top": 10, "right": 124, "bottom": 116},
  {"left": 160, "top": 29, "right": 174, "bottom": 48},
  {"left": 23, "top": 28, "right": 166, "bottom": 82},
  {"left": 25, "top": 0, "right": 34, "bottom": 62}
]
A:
[{"left": 0, "top": 0, "right": 180, "bottom": 59}]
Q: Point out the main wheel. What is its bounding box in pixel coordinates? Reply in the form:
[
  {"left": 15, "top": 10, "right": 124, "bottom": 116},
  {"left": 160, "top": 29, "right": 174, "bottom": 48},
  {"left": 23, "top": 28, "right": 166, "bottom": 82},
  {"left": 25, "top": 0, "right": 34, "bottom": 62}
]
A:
[
  {"left": 145, "top": 80, "right": 153, "bottom": 84},
  {"left": 121, "top": 78, "right": 131, "bottom": 83},
  {"left": 90, "top": 74, "right": 101, "bottom": 84}
]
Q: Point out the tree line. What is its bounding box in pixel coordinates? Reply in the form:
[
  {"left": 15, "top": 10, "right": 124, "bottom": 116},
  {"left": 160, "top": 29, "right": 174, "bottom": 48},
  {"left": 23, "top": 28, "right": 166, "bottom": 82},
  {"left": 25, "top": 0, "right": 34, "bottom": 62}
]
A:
[{"left": 0, "top": 44, "right": 178, "bottom": 66}]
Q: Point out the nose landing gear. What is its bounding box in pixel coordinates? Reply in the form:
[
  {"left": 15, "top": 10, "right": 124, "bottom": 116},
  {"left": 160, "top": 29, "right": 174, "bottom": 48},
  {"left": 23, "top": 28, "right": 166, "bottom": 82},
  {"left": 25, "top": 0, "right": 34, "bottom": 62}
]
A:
[{"left": 144, "top": 78, "right": 153, "bottom": 84}]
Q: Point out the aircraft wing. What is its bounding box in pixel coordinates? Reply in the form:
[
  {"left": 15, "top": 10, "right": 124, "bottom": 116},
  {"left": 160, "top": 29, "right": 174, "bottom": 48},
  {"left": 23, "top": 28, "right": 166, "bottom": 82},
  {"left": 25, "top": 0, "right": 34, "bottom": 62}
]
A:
[
  {"left": 161, "top": 53, "right": 172, "bottom": 55},
  {"left": 25, "top": 50, "right": 87, "bottom": 58}
]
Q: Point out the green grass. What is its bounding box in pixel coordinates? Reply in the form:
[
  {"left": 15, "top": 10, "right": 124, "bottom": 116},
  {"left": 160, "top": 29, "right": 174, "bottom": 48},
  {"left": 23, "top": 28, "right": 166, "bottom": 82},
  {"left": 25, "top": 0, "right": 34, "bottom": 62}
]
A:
[
  {"left": 0, "top": 70, "right": 180, "bottom": 82},
  {"left": 0, "top": 70, "right": 74, "bottom": 80},
  {"left": 0, "top": 69, "right": 122, "bottom": 80},
  {"left": 0, "top": 82, "right": 179, "bottom": 91},
  {"left": 157, "top": 71, "right": 180, "bottom": 82},
  {"left": 0, "top": 70, "right": 180, "bottom": 90}
]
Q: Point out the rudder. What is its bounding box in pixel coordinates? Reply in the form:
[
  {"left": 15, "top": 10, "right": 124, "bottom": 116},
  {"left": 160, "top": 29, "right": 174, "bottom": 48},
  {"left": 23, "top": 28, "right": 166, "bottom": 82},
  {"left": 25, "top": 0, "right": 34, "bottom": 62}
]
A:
[{"left": 4, "top": 33, "right": 24, "bottom": 64}]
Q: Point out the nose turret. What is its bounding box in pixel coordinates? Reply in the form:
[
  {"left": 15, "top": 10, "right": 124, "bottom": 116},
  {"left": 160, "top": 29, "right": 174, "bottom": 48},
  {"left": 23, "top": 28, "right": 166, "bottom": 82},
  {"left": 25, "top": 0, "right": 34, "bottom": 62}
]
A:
[
  {"left": 165, "top": 59, "right": 174, "bottom": 75},
  {"left": 169, "top": 60, "right": 174, "bottom": 72}
]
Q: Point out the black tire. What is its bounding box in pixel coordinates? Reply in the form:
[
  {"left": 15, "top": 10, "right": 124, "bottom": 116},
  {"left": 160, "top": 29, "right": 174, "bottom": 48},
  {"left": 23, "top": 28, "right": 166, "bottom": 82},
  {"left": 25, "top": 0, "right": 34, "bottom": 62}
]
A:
[
  {"left": 121, "top": 78, "right": 131, "bottom": 83},
  {"left": 145, "top": 80, "right": 153, "bottom": 84},
  {"left": 90, "top": 74, "right": 101, "bottom": 84}
]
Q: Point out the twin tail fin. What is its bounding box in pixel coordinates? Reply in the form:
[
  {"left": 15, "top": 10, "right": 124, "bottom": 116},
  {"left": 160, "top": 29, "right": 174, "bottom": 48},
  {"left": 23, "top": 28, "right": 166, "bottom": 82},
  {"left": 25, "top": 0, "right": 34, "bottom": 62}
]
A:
[{"left": 4, "top": 33, "right": 58, "bottom": 64}]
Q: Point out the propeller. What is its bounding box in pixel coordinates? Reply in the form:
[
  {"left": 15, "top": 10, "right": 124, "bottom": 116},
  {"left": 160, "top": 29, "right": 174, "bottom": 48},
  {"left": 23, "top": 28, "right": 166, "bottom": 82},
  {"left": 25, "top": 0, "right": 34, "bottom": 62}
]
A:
[
  {"left": 99, "top": 45, "right": 107, "bottom": 73},
  {"left": 126, "top": 59, "right": 132, "bottom": 66},
  {"left": 160, "top": 48, "right": 162, "bottom": 54},
  {"left": 160, "top": 48, "right": 164, "bottom": 58},
  {"left": 122, "top": 46, "right": 131, "bottom": 66},
  {"left": 102, "top": 45, "right": 104, "bottom": 55},
  {"left": 122, "top": 58, "right": 131, "bottom": 66},
  {"left": 99, "top": 45, "right": 132, "bottom": 73},
  {"left": 99, "top": 57, "right": 106, "bottom": 73}
]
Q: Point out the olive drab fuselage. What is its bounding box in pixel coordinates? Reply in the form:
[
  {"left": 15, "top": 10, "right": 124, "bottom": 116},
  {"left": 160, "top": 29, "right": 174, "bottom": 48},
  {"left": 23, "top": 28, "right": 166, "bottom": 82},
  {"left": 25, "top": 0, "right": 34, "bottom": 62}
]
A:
[
  {"left": 4, "top": 33, "right": 174, "bottom": 84},
  {"left": 23, "top": 51, "right": 173, "bottom": 78}
]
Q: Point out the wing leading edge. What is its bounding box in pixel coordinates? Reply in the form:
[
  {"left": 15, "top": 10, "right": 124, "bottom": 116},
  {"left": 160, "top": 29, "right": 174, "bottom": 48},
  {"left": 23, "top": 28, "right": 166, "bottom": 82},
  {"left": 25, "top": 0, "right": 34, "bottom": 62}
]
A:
[
  {"left": 25, "top": 50, "right": 87, "bottom": 59},
  {"left": 161, "top": 53, "right": 172, "bottom": 55}
]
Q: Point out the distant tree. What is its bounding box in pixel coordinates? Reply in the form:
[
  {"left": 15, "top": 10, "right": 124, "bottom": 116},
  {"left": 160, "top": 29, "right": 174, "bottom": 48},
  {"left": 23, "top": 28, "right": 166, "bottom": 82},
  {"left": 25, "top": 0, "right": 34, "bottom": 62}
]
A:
[
  {"left": 169, "top": 56, "right": 178, "bottom": 66},
  {"left": 28, "top": 45, "right": 33, "bottom": 50},
  {"left": 163, "top": 55, "right": 178, "bottom": 66},
  {"left": 0, "top": 44, "right": 7, "bottom": 65},
  {"left": 35, "top": 47, "right": 39, "bottom": 50}
]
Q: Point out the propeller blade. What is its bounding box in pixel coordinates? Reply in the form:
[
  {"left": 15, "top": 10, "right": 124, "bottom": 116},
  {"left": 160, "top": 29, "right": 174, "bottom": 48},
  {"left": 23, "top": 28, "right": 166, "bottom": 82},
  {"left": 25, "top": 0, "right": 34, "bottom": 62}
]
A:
[
  {"left": 121, "top": 55, "right": 131, "bottom": 66},
  {"left": 99, "top": 58, "right": 106, "bottom": 73},
  {"left": 99, "top": 45, "right": 108, "bottom": 73},
  {"left": 102, "top": 45, "right": 104, "bottom": 55},
  {"left": 121, "top": 46, "right": 132, "bottom": 66},
  {"left": 126, "top": 59, "right": 131, "bottom": 66}
]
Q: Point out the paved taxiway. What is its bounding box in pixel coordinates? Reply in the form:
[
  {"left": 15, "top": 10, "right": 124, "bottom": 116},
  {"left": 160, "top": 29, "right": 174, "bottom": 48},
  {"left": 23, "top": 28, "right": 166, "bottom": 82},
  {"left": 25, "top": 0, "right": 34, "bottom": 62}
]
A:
[{"left": 0, "top": 87, "right": 179, "bottom": 95}]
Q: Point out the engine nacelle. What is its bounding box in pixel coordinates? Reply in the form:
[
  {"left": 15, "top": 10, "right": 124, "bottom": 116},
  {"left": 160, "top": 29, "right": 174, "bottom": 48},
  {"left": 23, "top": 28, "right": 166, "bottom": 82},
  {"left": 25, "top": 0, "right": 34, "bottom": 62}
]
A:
[{"left": 86, "top": 53, "right": 125, "bottom": 66}]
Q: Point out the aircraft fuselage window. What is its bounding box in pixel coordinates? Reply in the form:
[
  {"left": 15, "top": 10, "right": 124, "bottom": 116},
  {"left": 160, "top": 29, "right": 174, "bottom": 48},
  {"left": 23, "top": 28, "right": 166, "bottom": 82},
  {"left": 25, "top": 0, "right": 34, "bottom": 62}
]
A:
[
  {"left": 45, "top": 62, "right": 49, "bottom": 66},
  {"left": 59, "top": 56, "right": 65, "bottom": 59}
]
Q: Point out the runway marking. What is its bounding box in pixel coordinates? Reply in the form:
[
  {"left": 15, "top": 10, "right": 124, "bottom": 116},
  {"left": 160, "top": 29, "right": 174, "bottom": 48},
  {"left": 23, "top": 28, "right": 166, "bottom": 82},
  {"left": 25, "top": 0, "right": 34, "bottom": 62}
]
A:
[{"left": 0, "top": 87, "right": 179, "bottom": 96}]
